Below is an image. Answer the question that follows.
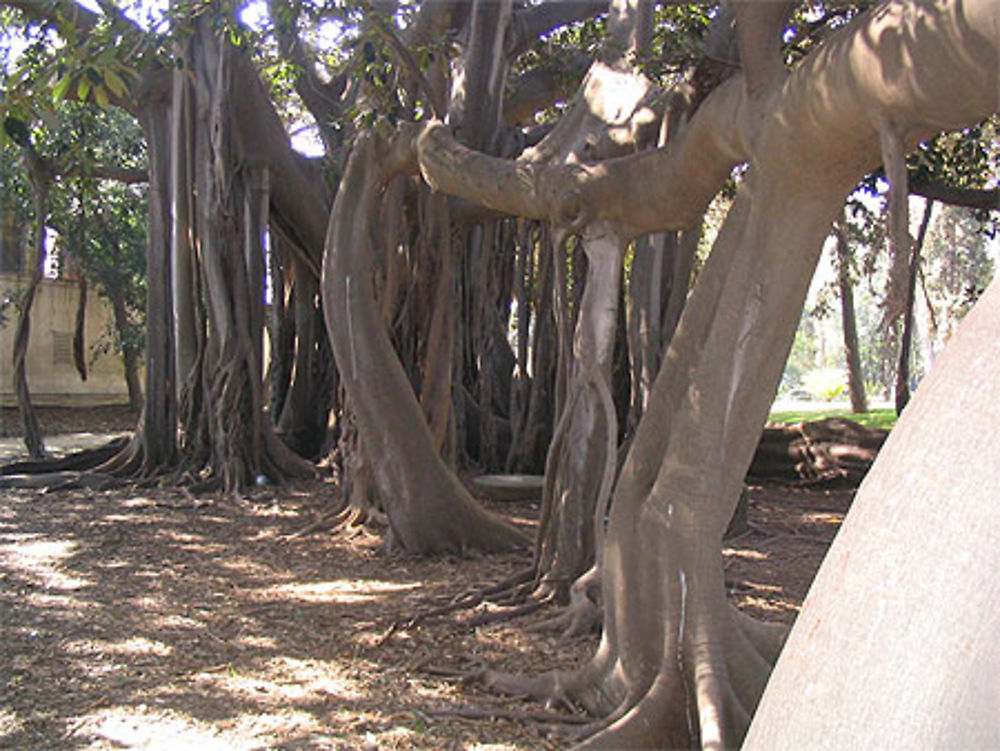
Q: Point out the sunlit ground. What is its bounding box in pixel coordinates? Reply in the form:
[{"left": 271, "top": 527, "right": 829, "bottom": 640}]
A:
[
  {"left": 0, "top": 483, "right": 580, "bottom": 750},
  {"left": 1, "top": 475, "right": 843, "bottom": 749}
]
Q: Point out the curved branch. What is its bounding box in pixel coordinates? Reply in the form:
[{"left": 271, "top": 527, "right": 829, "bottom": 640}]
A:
[
  {"left": 505, "top": 0, "right": 607, "bottom": 59},
  {"left": 416, "top": 72, "right": 747, "bottom": 236}
]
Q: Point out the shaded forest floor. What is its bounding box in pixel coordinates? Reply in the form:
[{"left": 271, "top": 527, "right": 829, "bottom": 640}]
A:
[{"left": 0, "top": 410, "right": 852, "bottom": 750}]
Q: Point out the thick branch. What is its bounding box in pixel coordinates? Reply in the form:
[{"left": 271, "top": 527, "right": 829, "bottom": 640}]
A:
[
  {"left": 266, "top": 0, "right": 348, "bottom": 133},
  {"left": 417, "top": 73, "right": 746, "bottom": 236},
  {"left": 910, "top": 176, "right": 999, "bottom": 211},
  {"left": 505, "top": 0, "right": 608, "bottom": 59},
  {"left": 503, "top": 55, "right": 590, "bottom": 125},
  {"left": 731, "top": 0, "right": 797, "bottom": 96}
]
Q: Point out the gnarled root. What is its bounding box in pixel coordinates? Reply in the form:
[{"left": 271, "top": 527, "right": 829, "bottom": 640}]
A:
[
  {"left": 461, "top": 526, "right": 785, "bottom": 750},
  {"left": 528, "top": 564, "right": 603, "bottom": 638}
]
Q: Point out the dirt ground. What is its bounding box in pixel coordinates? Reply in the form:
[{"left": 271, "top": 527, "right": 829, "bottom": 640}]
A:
[
  {"left": 0, "top": 406, "right": 139, "bottom": 438},
  {"left": 0, "top": 410, "right": 852, "bottom": 750}
]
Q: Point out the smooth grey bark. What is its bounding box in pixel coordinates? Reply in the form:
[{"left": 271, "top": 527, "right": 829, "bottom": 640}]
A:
[{"left": 745, "top": 274, "right": 1000, "bottom": 751}]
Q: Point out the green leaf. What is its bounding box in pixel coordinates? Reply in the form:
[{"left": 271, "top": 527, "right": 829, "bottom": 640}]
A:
[
  {"left": 103, "top": 69, "right": 128, "bottom": 98},
  {"left": 77, "top": 76, "right": 93, "bottom": 101},
  {"left": 94, "top": 85, "right": 110, "bottom": 108},
  {"left": 52, "top": 73, "right": 73, "bottom": 104}
]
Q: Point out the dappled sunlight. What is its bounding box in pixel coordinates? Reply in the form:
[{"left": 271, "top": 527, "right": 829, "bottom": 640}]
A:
[
  {"left": 193, "top": 656, "right": 367, "bottom": 703},
  {"left": 723, "top": 548, "right": 768, "bottom": 561},
  {"left": 739, "top": 594, "right": 801, "bottom": 618},
  {"left": 0, "top": 535, "right": 91, "bottom": 591},
  {"left": 0, "top": 474, "right": 845, "bottom": 748},
  {"left": 796, "top": 510, "right": 844, "bottom": 527},
  {"left": 0, "top": 708, "right": 24, "bottom": 742},
  {"left": 261, "top": 578, "right": 419, "bottom": 604},
  {"left": 64, "top": 636, "right": 174, "bottom": 658},
  {"left": 21, "top": 590, "right": 94, "bottom": 610},
  {"left": 0, "top": 483, "right": 558, "bottom": 748},
  {"left": 80, "top": 705, "right": 260, "bottom": 750}
]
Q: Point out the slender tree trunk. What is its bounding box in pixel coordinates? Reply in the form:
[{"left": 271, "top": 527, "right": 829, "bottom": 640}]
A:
[
  {"left": 171, "top": 53, "right": 198, "bottom": 403},
  {"left": 894, "top": 198, "right": 934, "bottom": 413},
  {"left": 417, "top": 192, "right": 457, "bottom": 456},
  {"left": 13, "top": 146, "right": 52, "bottom": 459},
  {"left": 534, "top": 225, "right": 624, "bottom": 602},
  {"left": 108, "top": 288, "right": 144, "bottom": 412},
  {"left": 72, "top": 276, "right": 88, "bottom": 382},
  {"left": 835, "top": 222, "right": 868, "bottom": 414},
  {"left": 137, "top": 69, "right": 177, "bottom": 470}
]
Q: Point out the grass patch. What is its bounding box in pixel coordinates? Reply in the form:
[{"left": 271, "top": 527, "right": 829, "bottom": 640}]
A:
[{"left": 768, "top": 407, "right": 897, "bottom": 431}]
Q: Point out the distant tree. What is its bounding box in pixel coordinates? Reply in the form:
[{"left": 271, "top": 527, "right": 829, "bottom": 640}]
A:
[{"left": 44, "top": 105, "right": 148, "bottom": 411}]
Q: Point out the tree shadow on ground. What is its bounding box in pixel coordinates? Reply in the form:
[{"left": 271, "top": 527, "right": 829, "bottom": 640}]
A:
[
  {"left": 0, "top": 475, "right": 845, "bottom": 749},
  {"left": 0, "top": 480, "right": 575, "bottom": 750}
]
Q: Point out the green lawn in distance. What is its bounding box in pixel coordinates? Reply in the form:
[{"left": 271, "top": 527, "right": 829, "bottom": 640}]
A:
[{"left": 768, "top": 407, "right": 897, "bottom": 431}]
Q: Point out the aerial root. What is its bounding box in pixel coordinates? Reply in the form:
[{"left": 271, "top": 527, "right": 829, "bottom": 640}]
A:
[
  {"left": 284, "top": 498, "right": 352, "bottom": 539},
  {"left": 420, "top": 699, "right": 593, "bottom": 740}
]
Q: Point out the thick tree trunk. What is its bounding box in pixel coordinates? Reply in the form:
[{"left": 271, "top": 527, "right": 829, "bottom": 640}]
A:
[
  {"left": 745, "top": 274, "right": 1000, "bottom": 751},
  {"left": 162, "top": 23, "right": 316, "bottom": 490},
  {"left": 414, "top": 2, "right": 999, "bottom": 746},
  {"left": 322, "top": 134, "right": 527, "bottom": 554}
]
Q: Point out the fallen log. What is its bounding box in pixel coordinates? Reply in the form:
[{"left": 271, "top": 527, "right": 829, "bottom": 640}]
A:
[{"left": 748, "top": 417, "right": 888, "bottom": 485}]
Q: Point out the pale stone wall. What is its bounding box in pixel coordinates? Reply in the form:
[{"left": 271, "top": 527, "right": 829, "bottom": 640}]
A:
[{"left": 0, "top": 272, "right": 133, "bottom": 406}]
